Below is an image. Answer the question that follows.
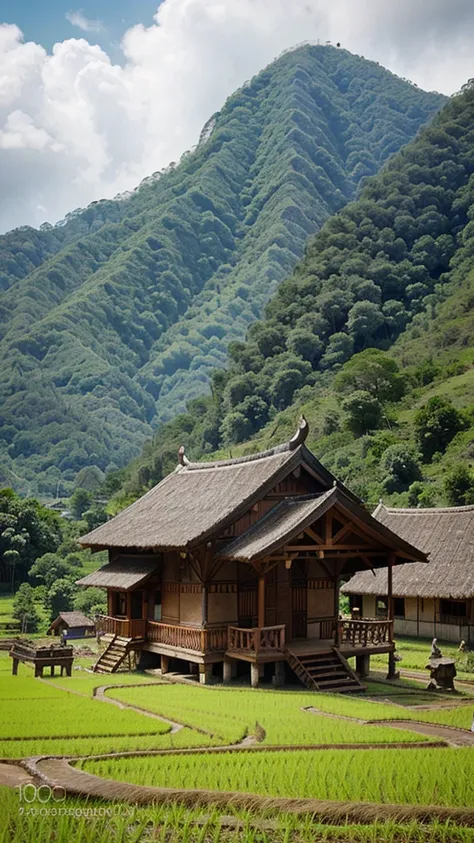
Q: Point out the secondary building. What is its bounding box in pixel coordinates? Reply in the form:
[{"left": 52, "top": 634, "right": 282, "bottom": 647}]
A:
[
  {"left": 48, "top": 611, "right": 95, "bottom": 639},
  {"left": 77, "top": 418, "right": 427, "bottom": 689},
  {"left": 342, "top": 503, "right": 474, "bottom": 644}
]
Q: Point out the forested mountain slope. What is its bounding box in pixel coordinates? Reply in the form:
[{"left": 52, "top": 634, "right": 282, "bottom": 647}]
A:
[
  {"left": 0, "top": 45, "right": 445, "bottom": 496},
  {"left": 112, "top": 82, "right": 474, "bottom": 510}
]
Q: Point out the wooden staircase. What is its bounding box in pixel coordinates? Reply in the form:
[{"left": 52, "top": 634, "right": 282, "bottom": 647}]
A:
[
  {"left": 93, "top": 634, "right": 138, "bottom": 674},
  {"left": 286, "top": 647, "right": 365, "bottom": 693}
]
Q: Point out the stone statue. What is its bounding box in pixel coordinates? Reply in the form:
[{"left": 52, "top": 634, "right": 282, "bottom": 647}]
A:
[{"left": 430, "top": 637, "right": 442, "bottom": 660}]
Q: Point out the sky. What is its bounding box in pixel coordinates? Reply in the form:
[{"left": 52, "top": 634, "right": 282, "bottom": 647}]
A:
[{"left": 0, "top": 0, "right": 473, "bottom": 234}]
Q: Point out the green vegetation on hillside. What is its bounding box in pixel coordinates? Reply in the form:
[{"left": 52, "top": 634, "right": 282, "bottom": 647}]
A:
[
  {"left": 0, "top": 46, "right": 445, "bottom": 497},
  {"left": 114, "top": 82, "right": 474, "bottom": 509}
]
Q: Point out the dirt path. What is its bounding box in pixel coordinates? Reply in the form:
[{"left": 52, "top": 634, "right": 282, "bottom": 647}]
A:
[
  {"left": 22, "top": 756, "right": 474, "bottom": 825},
  {"left": 368, "top": 719, "right": 474, "bottom": 746},
  {"left": 303, "top": 705, "right": 474, "bottom": 746},
  {"left": 94, "top": 684, "right": 185, "bottom": 733},
  {"left": 0, "top": 761, "right": 35, "bottom": 787}
]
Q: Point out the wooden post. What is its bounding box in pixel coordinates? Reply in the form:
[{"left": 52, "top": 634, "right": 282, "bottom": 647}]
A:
[
  {"left": 126, "top": 591, "right": 132, "bottom": 621},
  {"left": 12, "top": 658, "right": 18, "bottom": 675},
  {"left": 387, "top": 552, "right": 394, "bottom": 644},
  {"left": 199, "top": 664, "right": 212, "bottom": 685},
  {"left": 333, "top": 577, "right": 340, "bottom": 647},
  {"left": 387, "top": 551, "right": 397, "bottom": 679},
  {"left": 223, "top": 658, "right": 236, "bottom": 684},
  {"left": 201, "top": 584, "right": 208, "bottom": 628},
  {"left": 272, "top": 661, "right": 285, "bottom": 687},
  {"left": 257, "top": 574, "right": 265, "bottom": 629},
  {"left": 161, "top": 655, "right": 169, "bottom": 675}
]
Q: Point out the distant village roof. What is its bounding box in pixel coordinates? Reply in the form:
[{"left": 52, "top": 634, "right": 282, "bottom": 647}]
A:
[
  {"left": 79, "top": 418, "right": 359, "bottom": 552},
  {"left": 217, "top": 488, "right": 427, "bottom": 565},
  {"left": 76, "top": 559, "right": 159, "bottom": 590},
  {"left": 342, "top": 503, "right": 474, "bottom": 600},
  {"left": 49, "top": 611, "right": 94, "bottom": 630}
]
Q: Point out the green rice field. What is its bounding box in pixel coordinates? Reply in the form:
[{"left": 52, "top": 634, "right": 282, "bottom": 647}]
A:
[
  {"left": 2, "top": 787, "right": 474, "bottom": 843},
  {"left": 82, "top": 746, "right": 474, "bottom": 807},
  {"left": 1, "top": 646, "right": 474, "bottom": 839}
]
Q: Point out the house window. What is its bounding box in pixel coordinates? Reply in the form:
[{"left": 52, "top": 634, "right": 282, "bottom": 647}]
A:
[
  {"left": 113, "top": 592, "right": 127, "bottom": 616},
  {"left": 394, "top": 598, "right": 405, "bottom": 618},
  {"left": 349, "top": 595, "right": 363, "bottom": 612},
  {"left": 440, "top": 599, "right": 466, "bottom": 620},
  {"left": 376, "top": 596, "right": 388, "bottom": 618}
]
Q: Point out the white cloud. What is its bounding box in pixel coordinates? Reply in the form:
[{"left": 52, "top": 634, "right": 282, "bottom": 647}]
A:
[
  {"left": 66, "top": 10, "right": 104, "bottom": 33},
  {"left": 1, "top": 0, "right": 474, "bottom": 233}
]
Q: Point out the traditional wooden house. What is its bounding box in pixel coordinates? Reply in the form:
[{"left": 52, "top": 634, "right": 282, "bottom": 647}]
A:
[
  {"left": 342, "top": 503, "right": 474, "bottom": 644},
  {"left": 48, "top": 611, "right": 95, "bottom": 639},
  {"left": 77, "top": 419, "right": 427, "bottom": 689}
]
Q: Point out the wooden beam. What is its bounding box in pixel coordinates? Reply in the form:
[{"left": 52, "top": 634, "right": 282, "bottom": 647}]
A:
[
  {"left": 283, "top": 545, "right": 386, "bottom": 552},
  {"left": 304, "top": 526, "right": 324, "bottom": 544},
  {"left": 324, "top": 512, "right": 333, "bottom": 545},
  {"left": 331, "top": 522, "right": 353, "bottom": 545}
]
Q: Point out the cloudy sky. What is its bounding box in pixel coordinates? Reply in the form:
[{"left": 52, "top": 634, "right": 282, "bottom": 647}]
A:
[{"left": 0, "top": 0, "right": 473, "bottom": 234}]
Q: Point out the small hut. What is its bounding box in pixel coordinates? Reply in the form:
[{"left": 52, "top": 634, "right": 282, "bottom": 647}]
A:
[
  {"left": 342, "top": 503, "right": 474, "bottom": 643},
  {"left": 48, "top": 611, "right": 95, "bottom": 639}
]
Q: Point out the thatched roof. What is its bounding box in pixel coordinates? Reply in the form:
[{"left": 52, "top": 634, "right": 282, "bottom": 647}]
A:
[
  {"left": 76, "top": 559, "right": 159, "bottom": 590},
  {"left": 218, "top": 488, "right": 428, "bottom": 566},
  {"left": 49, "top": 611, "right": 94, "bottom": 630},
  {"left": 342, "top": 503, "right": 474, "bottom": 599},
  {"left": 79, "top": 418, "right": 357, "bottom": 552}
]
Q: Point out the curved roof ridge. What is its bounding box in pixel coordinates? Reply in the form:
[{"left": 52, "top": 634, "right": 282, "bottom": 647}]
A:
[
  {"left": 380, "top": 504, "right": 474, "bottom": 514},
  {"left": 180, "top": 416, "right": 309, "bottom": 471}
]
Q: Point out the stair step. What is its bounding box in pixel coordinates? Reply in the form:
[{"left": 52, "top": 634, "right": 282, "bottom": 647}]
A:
[
  {"left": 307, "top": 669, "right": 347, "bottom": 679},
  {"left": 317, "top": 677, "right": 360, "bottom": 687}
]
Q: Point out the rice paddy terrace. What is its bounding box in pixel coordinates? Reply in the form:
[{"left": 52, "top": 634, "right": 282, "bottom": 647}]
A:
[{"left": 2, "top": 649, "right": 474, "bottom": 842}]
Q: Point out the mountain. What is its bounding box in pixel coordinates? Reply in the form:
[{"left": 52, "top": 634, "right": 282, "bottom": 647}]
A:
[
  {"left": 113, "top": 81, "right": 474, "bottom": 510},
  {"left": 0, "top": 45, "right": 445, "bottom": 497}
]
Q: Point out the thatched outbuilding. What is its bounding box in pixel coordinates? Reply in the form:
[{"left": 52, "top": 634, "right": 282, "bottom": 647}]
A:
[
  {"left": 342, "top": 503, "right": 474, "bottom": 643},
  {"left": 48, "top": 611, "right": 95, "bottom": 639}
]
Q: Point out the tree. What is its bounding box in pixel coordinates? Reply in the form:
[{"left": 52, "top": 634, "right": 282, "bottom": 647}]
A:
[
  {"left": 74, "top": 587, "right": 107, "bottom": 618},
  {"left": 380, "top": 445, "right": 422, "bottom": 493},
  {"left": 45, "top": 578, "right": 77, "bottom": 622},
  {"left": 334, "top": 349, "right": 406, "bottom": 403},
  {"left": 29, "top": 551, "right": 82, "bottom": 589},
  {"left": 320, "top": 332, "right": 354, "bottom": 370},
  {"left": 444, "top": 466, "right": 474, "bottom": 505},
  {"left": 74, "top": 465, "right": 105, "bottom": 491},
  {"left": 270, "top": 368, "right": 304, "bottom": 410},
  {"left": 82, "top": 505, "right": 108, "bottom": 532},
  {"left": 13, "top": 583, "right": 40, "bottom": 633},
  {"left": 0, "top": 489, "right": 63, "bottom": 588},
  {"left": 347, "top": 301, "right": 385, "bottom": 347},
  {"left": 69, "top": 488, "right": 93, "bottom": 520},
  {"left": 414, "top": 397, "right": 466, "bottom": 461},
  {"left": 220, "top": 411, "right": 253, "bottom": 445},
  {"left": 407, "top": 481, "right": 436, "bottom": 508},
  {"left": 341, "top": 390, "right": 383, "bottom": 436}
]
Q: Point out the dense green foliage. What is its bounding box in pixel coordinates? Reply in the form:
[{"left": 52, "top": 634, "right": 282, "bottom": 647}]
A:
[
  {"left": 0, "top": 489, "right": 63, "bottom": 589},
  {"left": 0, "top": 46, "right": 445, "bottom": 497},
  {"left": 113, "top": 82, "right": 474, "bottom": 509}
]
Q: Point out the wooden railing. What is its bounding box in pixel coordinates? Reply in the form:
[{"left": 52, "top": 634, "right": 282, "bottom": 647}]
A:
[
  {"left": 96, "top": 615, "right": 147, "bottom": 639},
  {"left": 309, "top": 616, "right": 337, "bottom": 639},
  {"left": 227, "top": 624, "right": 286, "bottom": 654},
  {"left": 338, "top": 619, "right": 393, "bottom": 647},
  {"left": 147, "top": 621, "right": 227, "bottom": 653}
]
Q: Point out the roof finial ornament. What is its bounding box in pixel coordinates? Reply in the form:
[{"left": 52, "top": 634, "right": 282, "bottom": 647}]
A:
[
  {"left": 288, "top": 415, "right": 309, "bottom": 450},
  {"left": 178, "top": 446, "right": 191, "bottom": 467}
]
